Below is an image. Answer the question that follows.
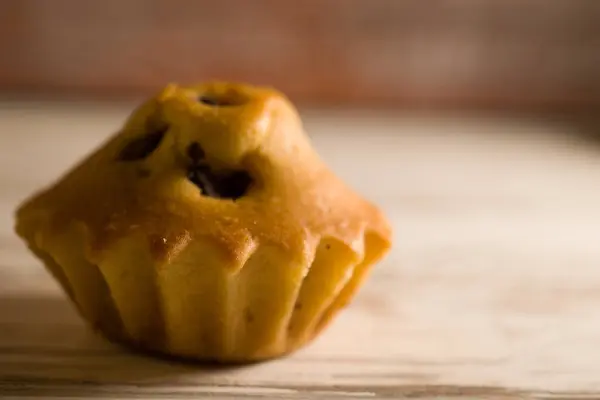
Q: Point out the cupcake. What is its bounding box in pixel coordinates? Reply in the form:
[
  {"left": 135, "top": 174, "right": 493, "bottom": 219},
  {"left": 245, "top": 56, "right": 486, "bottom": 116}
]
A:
[{"left": 14, "top": 82, "right": 392, "bottom": 362}]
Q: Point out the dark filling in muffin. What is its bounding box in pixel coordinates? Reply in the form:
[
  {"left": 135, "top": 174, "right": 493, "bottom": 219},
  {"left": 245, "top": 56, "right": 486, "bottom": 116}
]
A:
[
  {"left": 117, "top": 127, "right": 167, "bottom": 161},
  {"left": 198, "top": 94, "right": 238, "bottom": 107},
  {"left": 186, "top": 142, "right": 251, "bottom": 199}
]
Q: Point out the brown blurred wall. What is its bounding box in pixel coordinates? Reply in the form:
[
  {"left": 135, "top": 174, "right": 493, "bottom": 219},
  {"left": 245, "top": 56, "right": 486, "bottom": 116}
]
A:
[{"left": 1, "top": 0, "right": 599, "bottom": 111}]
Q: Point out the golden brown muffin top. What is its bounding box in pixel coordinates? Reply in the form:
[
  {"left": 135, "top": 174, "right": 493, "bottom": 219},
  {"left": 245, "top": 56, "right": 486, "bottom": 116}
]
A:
[{"left": 16, "top": 82, "right": 392, "bottom": 270}]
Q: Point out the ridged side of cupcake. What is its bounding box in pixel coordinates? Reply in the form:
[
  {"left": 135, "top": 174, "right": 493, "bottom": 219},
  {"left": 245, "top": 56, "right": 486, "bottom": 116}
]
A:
[{"left": 15, "top": 213, "right": 389, "bottom": 362}]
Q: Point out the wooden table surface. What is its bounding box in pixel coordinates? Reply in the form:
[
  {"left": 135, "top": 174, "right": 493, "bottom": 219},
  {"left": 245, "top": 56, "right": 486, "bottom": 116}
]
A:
[{"left": 1, "top": 102, "right": 600, "bottom": 399}]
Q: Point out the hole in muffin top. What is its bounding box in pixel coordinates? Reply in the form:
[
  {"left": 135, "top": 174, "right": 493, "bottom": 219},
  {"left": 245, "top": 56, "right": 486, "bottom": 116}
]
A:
[
  {"left": 186, "top": 142, "right": 252, "bottom": 200},
  {"left": 117, "top": 127, "right": 167, "bottom": 161},
  {"left": 198, "top": 92, "right": 246, "bottom": 107}
]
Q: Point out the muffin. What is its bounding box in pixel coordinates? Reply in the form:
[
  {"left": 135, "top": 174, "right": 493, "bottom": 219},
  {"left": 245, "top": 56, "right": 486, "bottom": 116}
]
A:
[{"left": 14, "top": 82, "right": 392, "bottom": 362}]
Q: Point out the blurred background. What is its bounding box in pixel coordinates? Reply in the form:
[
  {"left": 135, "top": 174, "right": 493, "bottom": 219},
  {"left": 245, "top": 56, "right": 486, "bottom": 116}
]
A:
[{"left": 1, "top": 0, "right": 599, "bottom": 113}]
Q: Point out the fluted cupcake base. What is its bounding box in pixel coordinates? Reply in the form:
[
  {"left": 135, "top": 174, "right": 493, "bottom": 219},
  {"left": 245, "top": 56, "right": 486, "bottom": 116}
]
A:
[{"left": 22, "top": 221, "right": 387, "bottom": 363}]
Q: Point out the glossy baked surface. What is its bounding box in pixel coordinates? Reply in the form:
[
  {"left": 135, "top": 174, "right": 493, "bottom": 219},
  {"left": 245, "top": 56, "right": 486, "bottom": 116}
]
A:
[{"left": 13, "top": 83, "right": 392, "bottom": 362}]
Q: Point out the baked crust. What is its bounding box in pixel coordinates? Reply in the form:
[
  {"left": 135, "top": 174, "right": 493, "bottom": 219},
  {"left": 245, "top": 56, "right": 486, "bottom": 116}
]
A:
[{"left": 15, "top": 82, "right": 392, "bottom": 362}]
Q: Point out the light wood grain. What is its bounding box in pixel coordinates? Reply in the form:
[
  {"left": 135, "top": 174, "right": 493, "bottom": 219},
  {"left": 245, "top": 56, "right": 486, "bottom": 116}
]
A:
[{"left": 2, "top": 103, "right": 600, "bottom": 398}]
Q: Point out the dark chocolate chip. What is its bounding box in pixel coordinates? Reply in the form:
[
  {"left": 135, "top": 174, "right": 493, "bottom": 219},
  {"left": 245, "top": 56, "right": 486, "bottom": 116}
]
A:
[
  {"left": 187, "top": 163, "right": 252, "bottom": 200},
  {"left": 187, "top": 142, "right": 205, "bottom": 163},
  {"left": 117, "top": 128, "right": 167, "bottom": 161},
  {"left": 217, "top": 170, "right": 252, "bottom": 199},
  {"left": 187, "top": 165, "right": 219, "bottom": 198}
]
